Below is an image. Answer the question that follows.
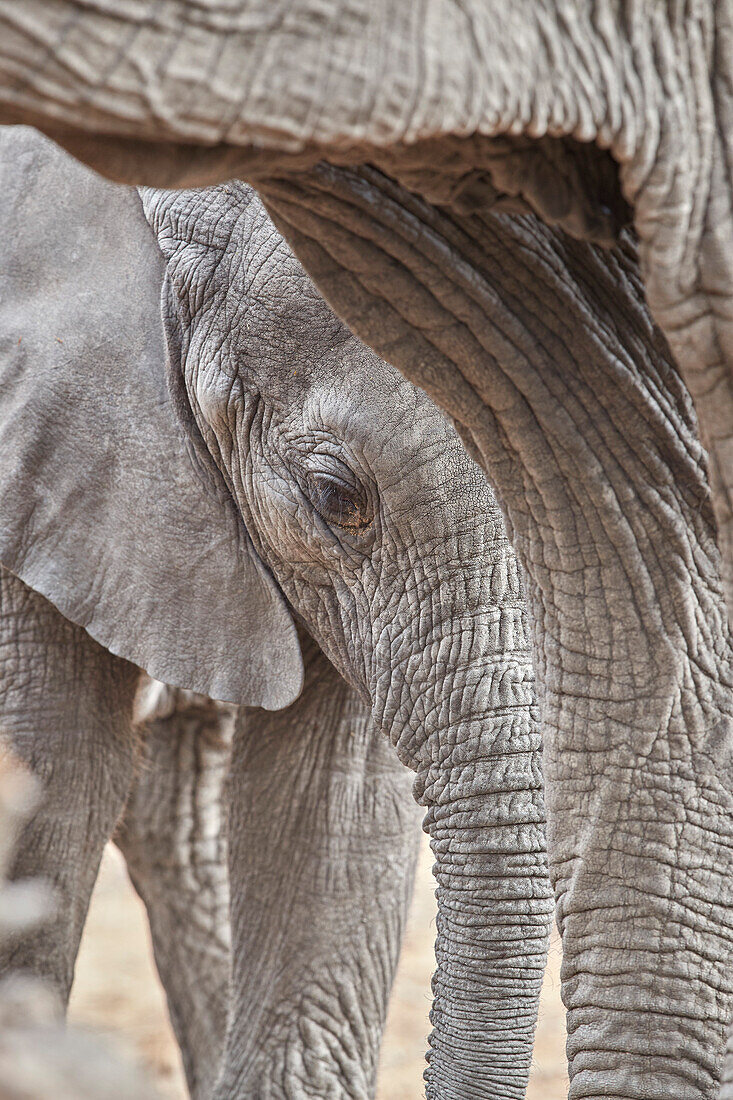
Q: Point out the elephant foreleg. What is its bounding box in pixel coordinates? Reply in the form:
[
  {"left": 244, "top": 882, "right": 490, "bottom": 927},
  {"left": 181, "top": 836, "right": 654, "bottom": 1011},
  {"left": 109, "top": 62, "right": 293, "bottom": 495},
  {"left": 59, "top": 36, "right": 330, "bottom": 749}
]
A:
[
  {"left": 0, "top": 565, "right": 140, "bottom": 1001},
  {"left": 215, "top": 633, "right": 422, "bottom": 1100},
  {"left": 114, "top": 679, "right": 233, "bottom": 1100}
]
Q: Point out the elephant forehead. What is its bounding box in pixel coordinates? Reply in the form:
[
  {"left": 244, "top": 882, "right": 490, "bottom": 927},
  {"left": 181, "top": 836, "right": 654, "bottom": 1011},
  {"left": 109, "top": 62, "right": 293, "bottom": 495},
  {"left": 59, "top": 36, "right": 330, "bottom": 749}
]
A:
[
  {"left": 166, "top": 191, "right": 355, "bottom": 367},
  {"left": 236, "top": 238, "right": 355, "bottom": 361},
  {"left": 294, "top": 358, "right": 493, "bottom": 507}
]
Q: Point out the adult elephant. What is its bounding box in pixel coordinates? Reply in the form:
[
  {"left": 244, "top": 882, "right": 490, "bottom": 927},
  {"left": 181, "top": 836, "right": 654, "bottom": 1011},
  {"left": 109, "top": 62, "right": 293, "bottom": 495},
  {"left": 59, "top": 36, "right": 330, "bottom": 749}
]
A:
[
  {"left": 0, "top": 6, "right": 733, "bottom": 1099},
  {"left": 0, "top": 129, "right": 546, "bottom": 1098}
]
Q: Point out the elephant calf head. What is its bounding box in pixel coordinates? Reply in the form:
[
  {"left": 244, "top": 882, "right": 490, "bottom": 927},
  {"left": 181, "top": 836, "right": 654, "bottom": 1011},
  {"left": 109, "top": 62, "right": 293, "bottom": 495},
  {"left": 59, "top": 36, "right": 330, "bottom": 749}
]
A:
[
  {"left": 0, "top": 127, "right": 550, "bottom": 1097},
  {"left": 142, "top": 183, "right": 517, "bottom": 735}
]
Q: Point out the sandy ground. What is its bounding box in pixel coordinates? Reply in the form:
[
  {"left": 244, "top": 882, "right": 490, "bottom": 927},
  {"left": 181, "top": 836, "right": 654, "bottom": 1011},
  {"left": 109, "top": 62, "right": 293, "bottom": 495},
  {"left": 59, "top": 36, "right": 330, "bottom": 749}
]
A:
[{"left": 69, "top": 841, "right": 567, "bottom": 1099}]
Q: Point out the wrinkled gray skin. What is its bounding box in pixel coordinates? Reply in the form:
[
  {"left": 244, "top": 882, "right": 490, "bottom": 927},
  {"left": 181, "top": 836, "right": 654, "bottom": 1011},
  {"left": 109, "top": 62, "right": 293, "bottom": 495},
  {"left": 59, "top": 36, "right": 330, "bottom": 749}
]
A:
[
  {"left": 120, "top": 640, "right": 427, "bottom": 1100},
  {"left": 117, "top": 678, "right": 234, "bottom": 1097},
  {"left": 0, "top": 5, "right": 731, "bottom": 1099},
  {"left": 0, "top": 751, "right": 159, "bottom": 1100},
  {"left": 0, "top": 129, "right": 545, "bottom": 1098}
]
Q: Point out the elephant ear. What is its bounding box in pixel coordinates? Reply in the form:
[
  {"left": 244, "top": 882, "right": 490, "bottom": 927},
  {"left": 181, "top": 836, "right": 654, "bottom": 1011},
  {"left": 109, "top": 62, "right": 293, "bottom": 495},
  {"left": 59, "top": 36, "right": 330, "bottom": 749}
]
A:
[{"left": 0, "top": 127, "right": 303, "bottom": 708}]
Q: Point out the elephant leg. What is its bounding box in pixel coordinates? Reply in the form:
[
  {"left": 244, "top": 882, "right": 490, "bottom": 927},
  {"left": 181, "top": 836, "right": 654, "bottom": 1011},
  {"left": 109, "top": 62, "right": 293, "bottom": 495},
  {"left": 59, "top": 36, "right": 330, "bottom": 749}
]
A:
[
  {"left": 0, "top": 565, "right": 140, "bottom": 1001},
  {"left": 114, "top": 680, "right": 233, "bottom": 1100},
  {"left": 215, "top": 633, "right": 421, "bottom": 1099}
]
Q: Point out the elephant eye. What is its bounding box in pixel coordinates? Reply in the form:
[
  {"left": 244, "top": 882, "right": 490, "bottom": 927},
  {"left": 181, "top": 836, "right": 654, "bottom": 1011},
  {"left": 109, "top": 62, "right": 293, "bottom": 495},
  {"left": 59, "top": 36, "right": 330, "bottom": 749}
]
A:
[{"left": 305, "top": 471, "right": 372, "bottom": 530}]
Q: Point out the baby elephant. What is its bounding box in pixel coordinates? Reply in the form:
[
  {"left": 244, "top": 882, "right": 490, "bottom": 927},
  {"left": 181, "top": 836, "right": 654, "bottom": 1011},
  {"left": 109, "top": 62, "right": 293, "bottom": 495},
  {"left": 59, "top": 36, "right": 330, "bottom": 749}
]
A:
[{"left": 0, "top": 129, "right": 547, "bottom": 1098}]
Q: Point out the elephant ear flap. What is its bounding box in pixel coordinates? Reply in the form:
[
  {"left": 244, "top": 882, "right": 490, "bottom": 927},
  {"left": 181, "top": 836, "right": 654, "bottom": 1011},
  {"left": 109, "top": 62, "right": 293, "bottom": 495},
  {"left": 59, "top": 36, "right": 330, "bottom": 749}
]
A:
[{"left": 0, "top": 127, "right": 303, "bottom": 708}]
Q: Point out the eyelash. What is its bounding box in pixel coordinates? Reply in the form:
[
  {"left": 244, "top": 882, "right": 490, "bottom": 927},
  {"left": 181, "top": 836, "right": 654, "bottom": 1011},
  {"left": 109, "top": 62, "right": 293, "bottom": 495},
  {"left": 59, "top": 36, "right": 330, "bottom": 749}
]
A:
[{"left": 305, "top": 471, "right": 372, "bottom": 530}]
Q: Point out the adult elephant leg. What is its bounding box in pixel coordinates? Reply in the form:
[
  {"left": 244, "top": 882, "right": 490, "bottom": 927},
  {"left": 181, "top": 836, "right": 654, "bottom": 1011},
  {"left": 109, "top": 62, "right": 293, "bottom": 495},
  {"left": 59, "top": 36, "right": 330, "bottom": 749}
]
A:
[
  {"left": 215, "top": 632, "right": 421, "bottom": 1100},
  {"left": 114, "top": 681, "right": 233, "bottom": 1100},
  {"left": 260, "top": 170, "right": 733, "bottom": 1099},
  {"left": 0, "top": 564, "right": 140, "bottom": 1000},
  {"left": 632, "top": 41, "right": 733, "bottom": 623}
]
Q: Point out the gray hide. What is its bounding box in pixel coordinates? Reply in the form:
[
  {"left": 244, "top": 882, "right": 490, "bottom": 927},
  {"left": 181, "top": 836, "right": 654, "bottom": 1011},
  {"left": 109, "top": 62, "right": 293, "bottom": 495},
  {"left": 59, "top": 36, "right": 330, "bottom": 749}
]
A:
[
  {"left": 0, "top": 128, "right": 544, "bottom": 1100},
  {"left": 0, "top": 127, "right": 301, "bottom": 708},
  {"left": 0, "top": 6, "right": 732, "bottom": 1100}
]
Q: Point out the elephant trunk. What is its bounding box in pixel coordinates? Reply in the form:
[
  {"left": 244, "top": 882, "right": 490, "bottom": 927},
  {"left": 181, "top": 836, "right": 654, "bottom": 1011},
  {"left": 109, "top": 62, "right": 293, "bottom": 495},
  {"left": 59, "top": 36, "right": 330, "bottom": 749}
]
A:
[
  {"left": 376, "top": 556, "right": 552, "bottom": 1098},
  {"left": 422, "top": 710, "right": 550, "bottom": 1099}
]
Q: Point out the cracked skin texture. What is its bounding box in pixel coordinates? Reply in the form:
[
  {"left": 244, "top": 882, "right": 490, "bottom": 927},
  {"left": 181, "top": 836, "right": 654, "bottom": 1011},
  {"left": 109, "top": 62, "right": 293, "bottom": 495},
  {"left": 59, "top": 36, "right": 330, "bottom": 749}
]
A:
[
  {"left": 0, "top": 3, "right": 733, "bottom": 1097},
  {"left": 0, "top": 133, "right": 547, "bottom": 1099}
]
